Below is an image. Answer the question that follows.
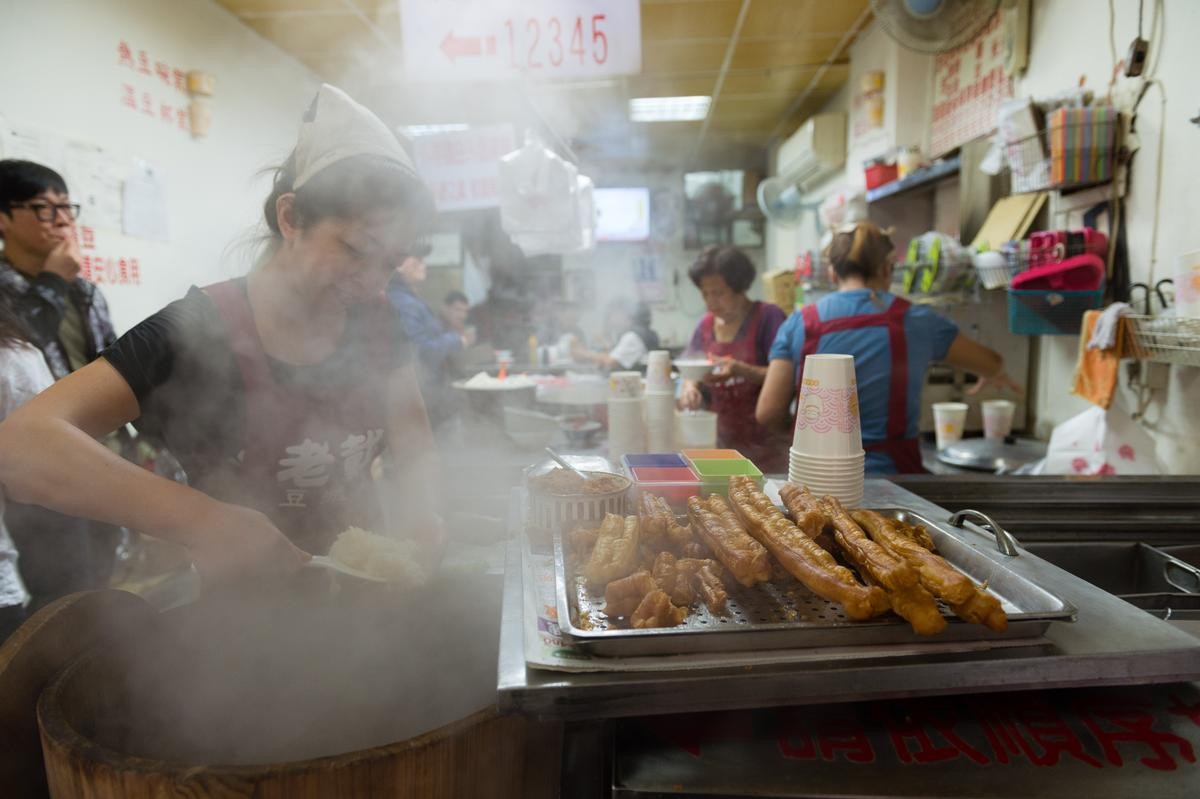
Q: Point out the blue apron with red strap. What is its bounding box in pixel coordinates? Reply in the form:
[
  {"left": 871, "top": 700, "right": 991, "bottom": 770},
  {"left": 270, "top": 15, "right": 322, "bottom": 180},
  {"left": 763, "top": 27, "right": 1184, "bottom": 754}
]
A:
[{"left": 797, "top": 296, "right": 926, "bottom": 474}]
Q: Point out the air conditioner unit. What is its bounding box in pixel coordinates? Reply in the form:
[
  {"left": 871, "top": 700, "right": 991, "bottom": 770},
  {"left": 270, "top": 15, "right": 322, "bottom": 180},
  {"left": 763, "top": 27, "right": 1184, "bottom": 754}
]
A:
[
  {"left": 757, "top": 113, "right": 847, "bottom": 226},
  {"left": 780, "top": 113, "right": 847, "bottom": 193}
]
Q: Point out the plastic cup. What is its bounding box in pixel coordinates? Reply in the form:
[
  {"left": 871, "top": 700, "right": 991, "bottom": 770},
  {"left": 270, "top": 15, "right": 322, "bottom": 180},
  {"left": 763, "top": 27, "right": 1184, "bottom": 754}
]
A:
[
  {"left": 792, "top": 354, "right": 862, "bottom": 457},
  {"left": 609, "top": 371, "right": 643, "bottom": 399},
  {"left": 981, "top": 399, "right": 1016, "bottom": 440},
  {"left": 932, "top": 402, "right": 969, "bottom": 450}
]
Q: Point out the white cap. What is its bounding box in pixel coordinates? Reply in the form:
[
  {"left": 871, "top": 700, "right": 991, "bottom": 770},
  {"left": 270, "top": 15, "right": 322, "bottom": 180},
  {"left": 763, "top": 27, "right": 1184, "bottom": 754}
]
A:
[{"left": 292, "top": 84, "right": 418, "bottom": 190}]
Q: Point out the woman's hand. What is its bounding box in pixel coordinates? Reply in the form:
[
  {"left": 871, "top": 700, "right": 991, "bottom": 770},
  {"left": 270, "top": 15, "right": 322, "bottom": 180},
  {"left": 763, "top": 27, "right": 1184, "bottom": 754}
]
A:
[
  {"left": 184, "top": 503, "right": 310, "bottom": 582},
  {"left": 704, "top": 356, "right": 740, "bottom": 383},
  {"left": 967, "top": 371, "right": 1024, "bottom": 396},
  {"left": 679, "top": 380, "right": 704, "bottom": 410}
]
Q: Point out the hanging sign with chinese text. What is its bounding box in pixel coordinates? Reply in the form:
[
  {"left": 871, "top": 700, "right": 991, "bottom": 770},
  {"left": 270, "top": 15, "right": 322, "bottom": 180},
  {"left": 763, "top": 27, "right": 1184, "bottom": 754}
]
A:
[
  {"left": 929, "top": 12, "right": 1014, "bottom": 157},
  {"left": 398, "top": 0, "right": 641, "bottom": 82}
]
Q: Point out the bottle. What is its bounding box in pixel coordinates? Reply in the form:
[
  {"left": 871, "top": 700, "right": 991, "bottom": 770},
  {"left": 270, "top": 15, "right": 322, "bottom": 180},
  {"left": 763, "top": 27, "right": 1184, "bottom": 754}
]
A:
[{"left": 528, "top": 334, "right": 539, "bottom": 367}]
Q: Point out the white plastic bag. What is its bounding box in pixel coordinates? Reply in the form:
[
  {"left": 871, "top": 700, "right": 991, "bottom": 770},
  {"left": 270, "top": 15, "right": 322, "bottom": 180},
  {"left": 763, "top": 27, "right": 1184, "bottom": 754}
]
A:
[{"left": 1038, "top": 398, "right": 1161, "bottom": 476}]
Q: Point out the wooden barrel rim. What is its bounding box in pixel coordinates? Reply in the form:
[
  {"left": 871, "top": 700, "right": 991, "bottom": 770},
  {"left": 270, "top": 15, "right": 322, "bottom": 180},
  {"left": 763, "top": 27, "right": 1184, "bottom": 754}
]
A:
[{"left": 37, "top": 649, "right": 504, "bottom": 777}]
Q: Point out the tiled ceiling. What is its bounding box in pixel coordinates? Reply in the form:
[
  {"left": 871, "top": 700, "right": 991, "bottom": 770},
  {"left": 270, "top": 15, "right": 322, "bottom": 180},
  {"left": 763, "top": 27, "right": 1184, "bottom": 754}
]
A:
[{"left": 214, "top": 0, "right": 871, "bottom": 169}]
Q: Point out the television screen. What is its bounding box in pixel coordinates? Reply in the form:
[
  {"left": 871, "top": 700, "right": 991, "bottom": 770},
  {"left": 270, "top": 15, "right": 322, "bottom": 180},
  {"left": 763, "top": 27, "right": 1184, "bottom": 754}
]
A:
[{"left": 594, "top": 187, "right": 650, "bottom": 242}]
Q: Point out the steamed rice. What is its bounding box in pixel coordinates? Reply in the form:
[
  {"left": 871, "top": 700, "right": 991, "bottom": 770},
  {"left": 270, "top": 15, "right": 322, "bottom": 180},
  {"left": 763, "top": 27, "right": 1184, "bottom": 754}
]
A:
[{"left": 328, "top": 527, "right": 428, "bottom": 586}]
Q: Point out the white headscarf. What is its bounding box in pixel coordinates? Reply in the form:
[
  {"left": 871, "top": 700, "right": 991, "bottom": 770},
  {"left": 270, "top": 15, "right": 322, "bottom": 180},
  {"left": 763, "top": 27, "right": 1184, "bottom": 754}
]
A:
[{"left": 292, "top": 84, "right": 418, "bottom": 190}]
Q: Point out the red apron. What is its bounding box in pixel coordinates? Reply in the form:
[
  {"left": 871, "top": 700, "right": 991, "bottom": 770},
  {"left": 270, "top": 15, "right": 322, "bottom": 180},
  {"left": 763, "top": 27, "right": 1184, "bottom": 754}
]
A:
[
  {"left": 699, "top": 302, "right": 788, "bottom": 472},
  {"left": 201, "top": 280, "right": 393, "bottom": 553},
  {"left": 798, "top": 296, "right": 926, "bottom": 474}
]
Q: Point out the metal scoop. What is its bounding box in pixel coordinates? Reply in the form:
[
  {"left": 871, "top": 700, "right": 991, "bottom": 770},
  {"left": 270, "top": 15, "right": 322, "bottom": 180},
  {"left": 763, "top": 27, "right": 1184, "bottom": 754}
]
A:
[
  {"left": 305, "top": 555, "right": 387, "bottom": 582},
  {"left": 544, "top": 447, "right": 593, "bottom": 483}
]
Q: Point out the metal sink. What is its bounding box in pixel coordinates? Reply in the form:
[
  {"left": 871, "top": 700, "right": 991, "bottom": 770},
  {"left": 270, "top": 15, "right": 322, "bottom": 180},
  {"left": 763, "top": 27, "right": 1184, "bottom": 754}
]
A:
[{"left": 1023, "top": 541, "right": 1200, "bottom": 619}]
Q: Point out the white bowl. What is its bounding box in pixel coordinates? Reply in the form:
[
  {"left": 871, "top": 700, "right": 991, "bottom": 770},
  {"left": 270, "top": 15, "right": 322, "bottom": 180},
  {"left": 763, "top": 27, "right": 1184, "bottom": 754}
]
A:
[{"left": 673, "top": 359, "right": 714, "bottom": 381}]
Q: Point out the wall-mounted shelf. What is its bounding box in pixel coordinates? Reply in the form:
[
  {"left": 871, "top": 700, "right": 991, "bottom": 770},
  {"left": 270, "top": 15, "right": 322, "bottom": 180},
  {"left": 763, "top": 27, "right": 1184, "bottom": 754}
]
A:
[{"left": 866, "top": 156, "right": 961, "bottom": 204}]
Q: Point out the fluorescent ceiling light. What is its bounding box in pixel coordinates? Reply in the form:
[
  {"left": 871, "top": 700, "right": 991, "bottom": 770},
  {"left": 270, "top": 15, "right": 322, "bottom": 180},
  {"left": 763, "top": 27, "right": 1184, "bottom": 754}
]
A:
[
  {"left": 398, "top": 123, "right": 470, "bottom": 137},
  {"left": 629, "top": 96, "right": 711, "bottom": 122}
]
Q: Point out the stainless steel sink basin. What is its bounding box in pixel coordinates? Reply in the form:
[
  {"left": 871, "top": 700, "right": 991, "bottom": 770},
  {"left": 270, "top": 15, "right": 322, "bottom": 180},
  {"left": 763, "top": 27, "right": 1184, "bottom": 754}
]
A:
[{"left": 1023, "top": 541, "right": 1200, "bottom": 619}]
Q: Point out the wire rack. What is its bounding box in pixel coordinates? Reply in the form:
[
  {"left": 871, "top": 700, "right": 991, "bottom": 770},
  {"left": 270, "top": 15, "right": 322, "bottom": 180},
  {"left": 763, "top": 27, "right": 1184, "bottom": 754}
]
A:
[
  {"left": 1125, "top": 315, "right": 1200, "bottom": 367},
  {"left": 1006, "top": 115, "right": 1118, "bottom": 194}
]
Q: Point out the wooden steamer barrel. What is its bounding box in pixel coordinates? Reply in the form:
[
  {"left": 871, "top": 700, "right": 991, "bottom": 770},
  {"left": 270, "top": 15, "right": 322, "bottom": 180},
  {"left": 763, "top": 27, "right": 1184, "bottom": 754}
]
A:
[{"left": 33, "top": 575, "right": 558, "bottom": 798}]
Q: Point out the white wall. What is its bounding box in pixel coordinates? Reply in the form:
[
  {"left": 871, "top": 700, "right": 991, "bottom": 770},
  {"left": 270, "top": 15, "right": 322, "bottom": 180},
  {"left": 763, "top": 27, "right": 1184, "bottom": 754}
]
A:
[
  {"left": 0, "top": 0, "right": 318, "bottom": 332},
  {"left": 1018, "top": 0, "right": 1200, "bottom": 472}
]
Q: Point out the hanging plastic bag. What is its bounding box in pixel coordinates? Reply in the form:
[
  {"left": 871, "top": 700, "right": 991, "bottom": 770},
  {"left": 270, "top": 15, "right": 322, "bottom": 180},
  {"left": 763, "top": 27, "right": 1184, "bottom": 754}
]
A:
[{"left": 1036, "top": 397, "right": 1161, "bottom": 475}]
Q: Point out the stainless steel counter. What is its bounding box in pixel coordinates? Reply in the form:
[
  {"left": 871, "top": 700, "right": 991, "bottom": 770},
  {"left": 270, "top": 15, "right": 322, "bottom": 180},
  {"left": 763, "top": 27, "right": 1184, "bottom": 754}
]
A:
[{"left": 497, "top": 480, "right": 1200, "bottom": 721}]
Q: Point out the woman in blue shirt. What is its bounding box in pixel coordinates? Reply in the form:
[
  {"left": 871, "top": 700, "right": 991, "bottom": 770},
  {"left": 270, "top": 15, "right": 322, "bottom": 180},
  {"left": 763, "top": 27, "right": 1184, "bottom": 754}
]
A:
[{"left": 756, "top": 222, "right": 1019, "bottom": 474}]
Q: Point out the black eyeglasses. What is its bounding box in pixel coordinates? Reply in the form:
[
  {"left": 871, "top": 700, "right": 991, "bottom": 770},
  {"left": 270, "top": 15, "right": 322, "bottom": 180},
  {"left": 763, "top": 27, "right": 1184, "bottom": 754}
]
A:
[{"left": 9, "top": 202, "right": 81, "bottom": 223}]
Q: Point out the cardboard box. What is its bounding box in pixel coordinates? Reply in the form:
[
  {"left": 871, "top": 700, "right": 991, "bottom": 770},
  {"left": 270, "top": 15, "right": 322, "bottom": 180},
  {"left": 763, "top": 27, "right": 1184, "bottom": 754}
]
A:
[{"left": 762, "top": 268, "right": 796, "bottom": 313}]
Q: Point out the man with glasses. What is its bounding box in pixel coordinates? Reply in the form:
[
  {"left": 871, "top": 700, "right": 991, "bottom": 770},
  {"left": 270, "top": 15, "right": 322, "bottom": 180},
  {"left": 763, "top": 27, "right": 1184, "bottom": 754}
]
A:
[
  {"left": 0, "top": 159, "right": 117, "bottom": 379},
  {"left": 0, "top": 159, "right": 121, "bottom": 609}
]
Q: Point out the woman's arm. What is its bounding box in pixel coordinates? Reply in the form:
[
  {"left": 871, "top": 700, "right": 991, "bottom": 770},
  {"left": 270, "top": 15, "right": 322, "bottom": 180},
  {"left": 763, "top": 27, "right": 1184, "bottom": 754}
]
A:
[
  {"left": 755, "top": 359, "right": 796, "bottom": 429},
  {"left": 942, "top": 333, "right": 1023, "bottom": 394},
  {"left": 0, "top": 359, "right": 308, "bottom": 579},
  {"left": 384, "top": 364, "right": 446, "bottom": 566}
]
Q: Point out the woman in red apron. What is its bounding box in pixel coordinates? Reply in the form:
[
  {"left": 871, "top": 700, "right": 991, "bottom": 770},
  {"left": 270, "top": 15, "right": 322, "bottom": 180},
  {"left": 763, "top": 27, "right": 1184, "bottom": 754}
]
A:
[
  {"left": 756, "top": 222, "right": 1020, "bottom": 474},
  {"left": 680, "top": 246, "right": 788, "bottom": 472},
  {"left": 0, "top": 85, "right": 444, "bottom": 580}
]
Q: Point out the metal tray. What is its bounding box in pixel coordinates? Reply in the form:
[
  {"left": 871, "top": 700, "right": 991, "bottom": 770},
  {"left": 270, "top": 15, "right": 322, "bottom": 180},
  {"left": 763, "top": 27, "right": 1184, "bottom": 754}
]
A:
[{"left": 554, "top": 507, "right": 1077, "bottom": 657}]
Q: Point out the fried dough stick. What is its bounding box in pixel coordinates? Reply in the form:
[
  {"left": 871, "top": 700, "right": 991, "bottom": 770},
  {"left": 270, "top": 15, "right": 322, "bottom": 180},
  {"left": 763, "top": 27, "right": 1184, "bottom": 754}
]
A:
[
  {"left": 581, "top": 514, "right": 641, "bottom": 590},
  {"left": 687, "top": 559, "right": 729, "bottom": 614},
  {"left": 896, "top": 521, "right": 936, "bottom": 552},
  {"left": 638, "top": 493, "right": 673, "bottom": 544},
  {"left": 732, "top": 478, "right": 890, "bottom": 620},
  {"left": 687, "top": 495, "right": 772, "bottom": 587},
  {"left": 851, "top": 510, "right": 1007, "bottom": 632},
  {"left": 820, "top": 495, "right": 945, "bottom": 636},
  {"left": 631, "top": 589, "right": 687, "bottom": 628},
  {"left": 604, "top": 571, "right": 657, "bottom": 618},
  {"left": 652, "top": 551, "right": 696, "bottom": 606}
]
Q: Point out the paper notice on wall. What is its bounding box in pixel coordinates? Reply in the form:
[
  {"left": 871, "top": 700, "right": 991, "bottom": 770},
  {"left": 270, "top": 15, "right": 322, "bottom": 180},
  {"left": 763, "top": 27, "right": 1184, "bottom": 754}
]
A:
[
  {"left": 62, "top": 141, "right": 124, "bottom": 232},
  {"left": 122, "top": 163, "right": 169, "bottom": 242}
]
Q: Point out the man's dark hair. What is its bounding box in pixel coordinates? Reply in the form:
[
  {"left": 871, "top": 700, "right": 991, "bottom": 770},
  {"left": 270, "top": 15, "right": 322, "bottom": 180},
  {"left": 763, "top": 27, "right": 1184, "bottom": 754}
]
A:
[
  {"left": 688, "top": 245, "right": 757, "bottom": 293},
  {"left": 0, "top": 160, "right": 70, "bottom": 240},
  {"left": 444, "top": 290, "right": 469, "bottom": 306}
]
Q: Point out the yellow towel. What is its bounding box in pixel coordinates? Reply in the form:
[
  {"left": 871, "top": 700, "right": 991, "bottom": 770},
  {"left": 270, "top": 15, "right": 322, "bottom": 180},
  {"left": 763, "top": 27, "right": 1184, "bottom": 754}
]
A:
[{"left": 1071, "top": 310, "right": 1123, "bottom": 408}]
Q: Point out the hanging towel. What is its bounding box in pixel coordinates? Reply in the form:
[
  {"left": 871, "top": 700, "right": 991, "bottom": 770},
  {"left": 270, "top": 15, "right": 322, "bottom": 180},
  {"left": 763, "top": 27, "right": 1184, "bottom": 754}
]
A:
[{"left": 1072, "top": 309, "right": 1123, "bottom": 409}]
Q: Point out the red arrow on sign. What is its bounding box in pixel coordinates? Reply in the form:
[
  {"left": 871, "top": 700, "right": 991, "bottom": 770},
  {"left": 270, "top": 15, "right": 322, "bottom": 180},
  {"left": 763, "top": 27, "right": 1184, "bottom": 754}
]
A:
[{"left": 441, "top": 30, "right": 483, "bottom": 62}]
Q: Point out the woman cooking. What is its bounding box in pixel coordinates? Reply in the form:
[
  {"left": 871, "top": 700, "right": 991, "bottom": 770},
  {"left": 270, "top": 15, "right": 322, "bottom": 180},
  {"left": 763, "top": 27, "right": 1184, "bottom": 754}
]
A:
[
  {"left": 756, "top": 221, "right": 1020, "bottom": 474},
  {"left": 679, "top": 245, "right": 788, "bottom": 471},
  {"left": 0, "top": 85, "right": 443, "bottom": 581}
]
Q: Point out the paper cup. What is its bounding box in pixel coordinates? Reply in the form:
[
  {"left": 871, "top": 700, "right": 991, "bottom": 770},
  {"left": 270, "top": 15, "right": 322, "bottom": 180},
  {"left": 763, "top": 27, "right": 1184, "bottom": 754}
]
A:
[
  {"left": 676, "top": 409, "right": 717, "bottom": 449},
  {"left": 792, "top": 355, "right": 862, "bottom": 457},
  {"left": 645, "top": 350, "right": 674, "bottom": 392},
  {"left": 981, "top": 399, "right": 1016, "bottom": 440},
  {"left": 609, "top": 371, "right": 643, "bottom": 399},
  {"left": 932, "top": 402, "right": 968, "bottom": 450}
]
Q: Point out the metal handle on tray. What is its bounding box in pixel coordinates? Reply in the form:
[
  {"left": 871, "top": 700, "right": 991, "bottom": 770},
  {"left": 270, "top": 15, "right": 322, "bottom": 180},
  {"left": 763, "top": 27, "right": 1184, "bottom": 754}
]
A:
[
  {"left": 1163, "top": 559, "right": 1200, "bottom": 594},
  {"left": 948, "top": 509, "right": 1020, "bottom": 557}
]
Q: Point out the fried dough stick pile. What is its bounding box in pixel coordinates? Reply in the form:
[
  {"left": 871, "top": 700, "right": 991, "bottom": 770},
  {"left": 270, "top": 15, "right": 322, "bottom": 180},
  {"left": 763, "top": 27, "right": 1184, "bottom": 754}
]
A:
[
  {"left": 580, "top": 514, "right": 641, "bottom": 590},
  {"left": 853, "top": 510, "right": 1008, "bottom": 632},
  {"left": 638, "top": 493, "right": 707, "bottom": 562},
  {"left": 729, "top": 477, "right": 889, "bottom": 621},
  {"left": 687, "top": 495, "right": 772, "bottom": 588},
  {"left": 824, "top": 495, "right": 945, "bottom": 635}
]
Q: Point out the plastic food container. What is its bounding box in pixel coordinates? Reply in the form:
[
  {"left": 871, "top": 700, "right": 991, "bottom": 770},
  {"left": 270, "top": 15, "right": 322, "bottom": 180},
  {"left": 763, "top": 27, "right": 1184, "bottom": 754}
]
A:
[
  {"left": 622, "top": 453, "right": 689, "bottom": 471},
  {"left": 629, "top": 465, "right": 701, "bottom": 509},
  {"left": 688, "top": 458, "right": 765, "bottom": 495},
  {"left": 681, "top": 449, "right": 744, "bottom": 462},
  {"left": 527, "top": 471, "right": 631, "bottom": 545}
]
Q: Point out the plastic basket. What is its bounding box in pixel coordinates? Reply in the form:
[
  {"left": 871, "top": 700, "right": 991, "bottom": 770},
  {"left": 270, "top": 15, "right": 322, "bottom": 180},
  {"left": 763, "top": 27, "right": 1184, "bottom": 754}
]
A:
[
  {"left": 1007, "top": 288, "right": 1105, "bottom": 335},
  {"left": 1126, "top": 315, "right": 1200, "bottom": 367}
]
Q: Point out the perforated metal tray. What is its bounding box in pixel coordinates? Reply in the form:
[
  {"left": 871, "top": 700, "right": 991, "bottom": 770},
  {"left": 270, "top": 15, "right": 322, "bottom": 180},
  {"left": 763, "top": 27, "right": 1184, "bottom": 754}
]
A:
[{"left": 553, "top": 508, "right": 1076, "bottom": 657}]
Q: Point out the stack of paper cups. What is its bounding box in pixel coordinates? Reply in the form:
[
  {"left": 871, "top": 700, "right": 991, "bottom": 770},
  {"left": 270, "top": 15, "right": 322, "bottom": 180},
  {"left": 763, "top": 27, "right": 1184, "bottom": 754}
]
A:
[
  {"left": 788, "top": 354, "right": 864, "bottom": 507},
  {"left": 643, "top": 389, "right": 676, "bottom": 452},
  {"left": 609, "top": 371, "right": 644, "bottom": 400},
  {"left": 607, "top": 397, "right": 645, "bottom": 462},
  {"left": 645, "top": 350, "right": 674, "bottom": 393},
  {"left": 676, "top": 409, "right": 718, "bottom": 449}
]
